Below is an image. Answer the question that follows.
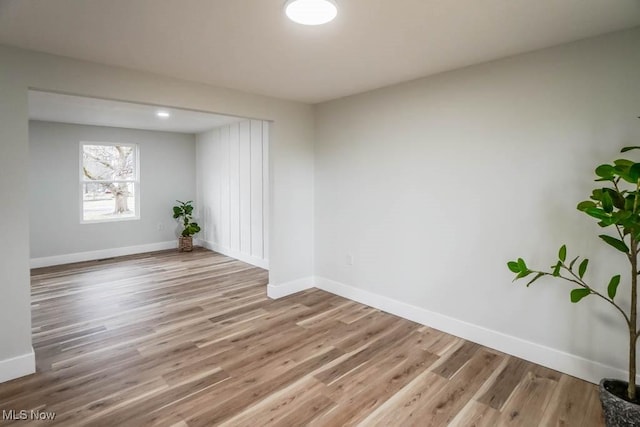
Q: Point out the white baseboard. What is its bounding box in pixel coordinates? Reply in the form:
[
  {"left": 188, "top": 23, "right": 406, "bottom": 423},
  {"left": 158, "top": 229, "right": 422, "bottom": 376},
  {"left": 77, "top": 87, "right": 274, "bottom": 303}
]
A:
[
  {"left": 197, "top": 239, "right": 269, "bottom": 269},
  {"left": 314, "top": 276, "right": 634, "bottom": 385},
  {"left": 267, "top": 277, "right": 315, "bottom": 299},
  {"left": 0, "top": 348, "right": 35, "bottom": 383},
  {"left": 30, "top": 241, "right": 177, "bottom": 268}
]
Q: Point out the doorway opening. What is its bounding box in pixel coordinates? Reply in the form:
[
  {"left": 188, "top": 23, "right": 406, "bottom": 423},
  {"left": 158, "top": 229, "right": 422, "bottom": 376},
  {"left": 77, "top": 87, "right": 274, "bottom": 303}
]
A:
[{"left": 28, "top": 89, "right": 270, "bottom": 270}]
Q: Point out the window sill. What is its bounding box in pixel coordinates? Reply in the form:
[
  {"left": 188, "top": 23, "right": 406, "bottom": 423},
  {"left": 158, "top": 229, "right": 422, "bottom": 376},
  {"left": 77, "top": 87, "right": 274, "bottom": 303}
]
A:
[{"left": 80, "top": 216, "right": 140, "bottom": 225}]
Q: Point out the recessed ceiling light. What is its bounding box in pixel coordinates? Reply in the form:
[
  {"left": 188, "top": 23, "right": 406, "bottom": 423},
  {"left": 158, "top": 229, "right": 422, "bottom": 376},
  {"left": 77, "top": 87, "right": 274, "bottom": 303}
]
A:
[
  {"left": 156, "top": 111, "right": 170, "bottom": 118},
  {"left": 284, "top": 0, "right": 337, "bottom": 26}
]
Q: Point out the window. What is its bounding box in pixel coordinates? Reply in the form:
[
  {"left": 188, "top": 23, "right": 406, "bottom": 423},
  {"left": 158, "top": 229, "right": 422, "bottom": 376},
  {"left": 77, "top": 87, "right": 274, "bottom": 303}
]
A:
[{"left": 80, "top": 142, "right": 139, "bottom": 222}]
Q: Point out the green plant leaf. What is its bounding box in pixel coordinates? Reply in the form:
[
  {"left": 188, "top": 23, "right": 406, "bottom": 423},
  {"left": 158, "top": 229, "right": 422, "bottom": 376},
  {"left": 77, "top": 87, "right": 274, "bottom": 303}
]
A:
[
  {"left": 568, "top": 256, "right": 579, "bottom": 270},
  {"left": 630, "top": 163, "right": 640, "bottom": 181},
  {"left": 603, "top": 188, "right": 625, "bottom": 209},
  {"left": 599, "top": 234, "right": 629, "bottom": 253},
  {"left": 601, "top": 191, "right": 614, "bottom": 213},
  {"left": 558, "top": 245, "right": 567, "bottom": 262},
  {"left": 612, "top": 210, "right": 632, "bottom": 223},
  {"left": 578, "top": 259, "right": 588, "bottom": 279},
  {"left": 517, "top": 258, "right": 527, "bottom": 271},
  {"left": 618, "top": 168, "right": 637, "bottom": 184},
  {"left": 552, "top": 261, "right": 562, "bottom": 277},
  {"left": 526, "top": 272, "right": 545, "bottom": 287},
  {"left": 621, "top": 147, "right": 640, "bottom": 153},
  {"left": 607, "top": 275, "right": 621, "bottom": 299},
  {"left": 598, "top": 218, "right": 615, "bottom": 227},
  {"left": 615, "top": 158, "right": 635, "bottom": 167},
  {"left": 516, "top": 270, "right": 532, "bottom": 279},
  {"left": 577, "top": 201, "right": 596, "bottom": 211},
  {"left": 507, "top": 261, "right": 520, "bottom": 273},
  {"left": 595, "top": 164, "right": 615, "bottom": 179},
  {"left": 570, "top": 288, "right": 591, "bottom": 303},
  {"left": 625, "top": 195, "right": 636, "bottom": 211},
  {"left": 584, "top": 207, "right": 610, "bottom": 220}
]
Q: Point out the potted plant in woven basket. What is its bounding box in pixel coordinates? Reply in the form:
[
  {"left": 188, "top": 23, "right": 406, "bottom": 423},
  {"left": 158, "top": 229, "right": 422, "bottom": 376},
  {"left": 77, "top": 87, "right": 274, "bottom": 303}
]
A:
[
  {"left": 172, "top": 200, "right": 201, "bottom": 252},
  {"left": 508, "top": 146, "right": 640, "bottom": 426}
]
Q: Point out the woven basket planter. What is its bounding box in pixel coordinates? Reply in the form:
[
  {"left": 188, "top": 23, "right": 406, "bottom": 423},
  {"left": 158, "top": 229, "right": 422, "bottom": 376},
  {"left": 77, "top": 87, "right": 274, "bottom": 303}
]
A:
[{"left": 178, "top": 236, "right": 193, "bottom": 252}]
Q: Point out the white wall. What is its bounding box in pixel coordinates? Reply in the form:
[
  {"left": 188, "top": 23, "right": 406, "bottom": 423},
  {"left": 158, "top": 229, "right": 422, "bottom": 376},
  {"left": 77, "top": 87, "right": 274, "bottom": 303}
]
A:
[
  {"left": 29, "top": 121, "right": 196, "bottom": 263},
  {"left": 0, "top": 45, "right": 314, "bottom": 382},
  {"left": 196, "top": 120, "right": 269, "bottom": 268},
  {"left": 314, "top": 28, "right": 640, "bottom": 383},
  {"left": 0, "top": 61, "right": 31, "bottom": 383}
]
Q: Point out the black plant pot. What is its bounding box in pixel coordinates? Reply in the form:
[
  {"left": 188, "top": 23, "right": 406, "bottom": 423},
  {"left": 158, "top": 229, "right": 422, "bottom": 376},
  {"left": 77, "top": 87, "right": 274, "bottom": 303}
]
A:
[{"left": 599, "top": 379, "right": 640, "bottom": 427}]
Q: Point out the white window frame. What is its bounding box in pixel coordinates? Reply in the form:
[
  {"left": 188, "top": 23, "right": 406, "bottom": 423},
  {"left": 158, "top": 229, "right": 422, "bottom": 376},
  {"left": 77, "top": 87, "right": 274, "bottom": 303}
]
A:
[{"left": 79, "top": 141, "right": 141, "bottom": 224}]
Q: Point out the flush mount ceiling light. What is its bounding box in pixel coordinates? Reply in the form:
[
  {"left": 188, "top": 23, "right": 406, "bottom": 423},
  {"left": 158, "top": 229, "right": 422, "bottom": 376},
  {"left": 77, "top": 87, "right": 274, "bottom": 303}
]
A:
[
  {"left": 284, "top": 0, "right": 337, "bottom": 26},
  {"left": 156, "top": 110, "right": 170, "bottom": 118}
]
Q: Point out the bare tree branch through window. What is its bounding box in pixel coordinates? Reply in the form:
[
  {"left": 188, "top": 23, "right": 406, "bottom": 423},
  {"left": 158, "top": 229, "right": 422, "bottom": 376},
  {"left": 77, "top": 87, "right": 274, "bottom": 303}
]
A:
[{"left": 81, "top": 143, "right": 139, "bottom": 222}]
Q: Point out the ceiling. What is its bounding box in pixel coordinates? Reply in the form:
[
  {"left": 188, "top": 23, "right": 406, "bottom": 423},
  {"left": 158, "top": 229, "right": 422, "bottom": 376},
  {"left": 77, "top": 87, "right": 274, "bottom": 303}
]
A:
[
  {"left": 29, "top": 91, "right": 243, "bottom": 134},
  {"left": 2, "top": 1, "right": 640, "bottom": 103}
]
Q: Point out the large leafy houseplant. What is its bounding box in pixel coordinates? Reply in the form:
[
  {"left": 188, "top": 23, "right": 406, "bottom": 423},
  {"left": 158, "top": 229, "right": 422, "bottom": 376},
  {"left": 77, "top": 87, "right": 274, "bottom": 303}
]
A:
[
  {"left": 508, "top": 147, "right": 640, "bottom": 412},
  {"left": 172, "top": 200, "right": 201, "bottom": 252},
  {"left": 172, "top": 200, "right": 201, "bottom": 237}
]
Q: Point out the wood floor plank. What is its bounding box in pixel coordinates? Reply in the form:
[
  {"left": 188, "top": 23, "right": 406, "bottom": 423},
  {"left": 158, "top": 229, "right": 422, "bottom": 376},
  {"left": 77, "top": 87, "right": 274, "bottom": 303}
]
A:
[
  {"left": 0, "top": 248, "right": 604, "bottom": 426},
  {"left": 310, "top": 348, "right": 440, "bottom": 426},
  {"left": 186, "top": 347, "right": 345, "bottom": 426},
  {"left": 477, "top": 357, "right": 531, "bottom": 410},
  {"left": 431, "top": 340, "right": 482, "bottom": 379},
  {"left": 498, "top": 371, "right": 559, "bottom": 427},
  {"left": 538, "top": 375, "right": 600, "bottom": 427},
  {"left": 217, "top": 376, "right": 333, "bottom": 427},
  {"left": 403, "top": 348, "right": 504, "bottom": 427},
  {"left": 324, "top": 346, "right": 436, "bottom": 404},
  {"left": 447, "top": 400, "right": 501, "bottom": 427},
  {"left": 358, "top": 371, "right": 449, "bottom": 426}
]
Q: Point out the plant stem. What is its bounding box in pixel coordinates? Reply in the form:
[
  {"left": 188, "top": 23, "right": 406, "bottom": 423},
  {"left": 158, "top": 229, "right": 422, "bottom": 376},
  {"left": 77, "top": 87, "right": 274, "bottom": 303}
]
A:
[
  {"left": 559, "top": 267, "right": 630, "bottom": 325},
  {"left": 629, "top": 178, "right": 640, "bottom": 401},
  {"left": 630, "top": 237, "right": 638, "bottom": 401}
]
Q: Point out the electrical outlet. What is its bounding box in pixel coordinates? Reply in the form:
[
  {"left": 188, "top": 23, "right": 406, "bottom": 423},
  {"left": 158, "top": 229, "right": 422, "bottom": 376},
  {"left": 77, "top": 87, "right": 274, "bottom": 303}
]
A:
[
  {"left": 157, "top": 222, "right": 164, "bottom": 231},
  {"left": 346, "top": 254, "right": 354, "bottom": 266}
]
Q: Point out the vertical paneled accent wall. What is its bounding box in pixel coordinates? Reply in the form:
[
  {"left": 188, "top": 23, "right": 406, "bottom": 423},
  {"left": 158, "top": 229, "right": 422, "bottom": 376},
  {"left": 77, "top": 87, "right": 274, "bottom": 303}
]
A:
[{"left": 196, "top": 119, "right": 269, "bottom": 268}]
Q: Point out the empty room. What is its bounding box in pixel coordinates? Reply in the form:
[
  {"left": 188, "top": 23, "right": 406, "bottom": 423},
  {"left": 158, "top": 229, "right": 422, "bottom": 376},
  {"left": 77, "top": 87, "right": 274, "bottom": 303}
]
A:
[{"left": 0, "top": 1, "right": 639, "bottom": 426}]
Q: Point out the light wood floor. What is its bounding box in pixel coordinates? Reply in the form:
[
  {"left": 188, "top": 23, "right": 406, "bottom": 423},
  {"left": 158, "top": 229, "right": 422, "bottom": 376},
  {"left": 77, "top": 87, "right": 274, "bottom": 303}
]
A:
[{"left": 0, "top": 248, "right": 602, "bottom": 426}]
